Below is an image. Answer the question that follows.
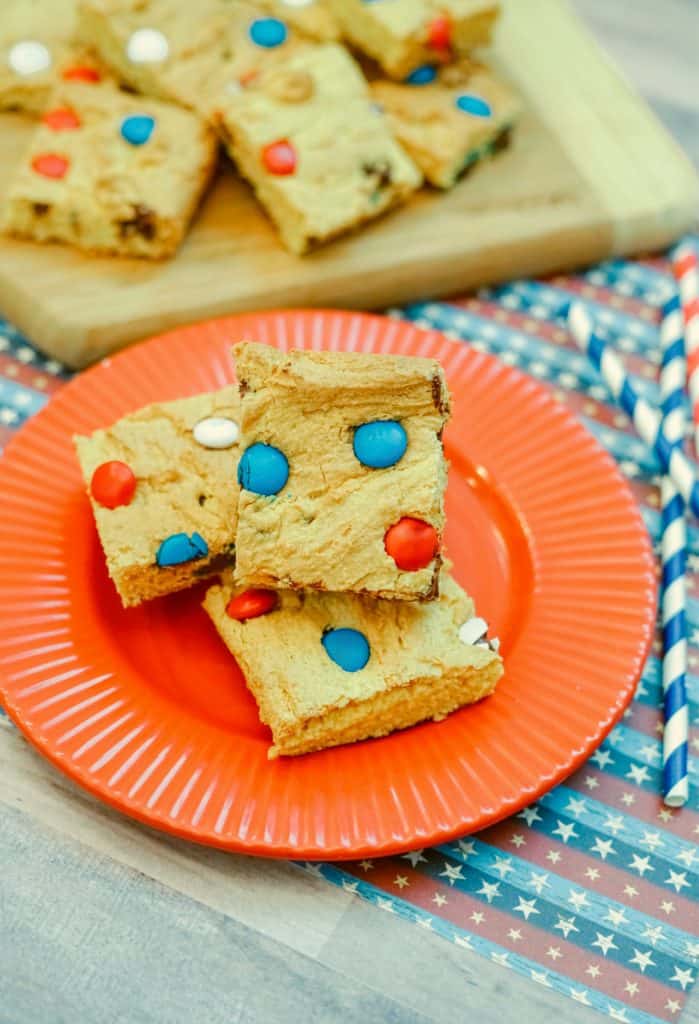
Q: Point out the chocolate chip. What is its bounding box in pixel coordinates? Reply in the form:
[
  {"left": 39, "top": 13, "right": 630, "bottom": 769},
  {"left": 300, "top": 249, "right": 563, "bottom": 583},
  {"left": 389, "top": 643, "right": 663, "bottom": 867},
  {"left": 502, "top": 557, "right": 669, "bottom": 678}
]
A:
[
  {"left": 192, "top": 543, "right": 236, "bottom": 578},
  {"left": 432, "top": 373, "right": 449, "bottom": 415},
  {"left": 361, "top": 160, "right": 393, "bottom": 188},
  {"left": 198, "top": 493, "right": 207, "bottom": 505},
  {"left": 238, "top": 378, "right": 249, "bottom": 397},
  {"left": 32, "top": 202, "right": 50, "bottom": 216},
  {"left": 423, "top": 554, "right": 442, "bottom": 601},
  {"left": 492, "top": 126, "right": 512, "bottom": 155},
  {"left": 118, "top": 203, "right": 157, "bottom": 240}
]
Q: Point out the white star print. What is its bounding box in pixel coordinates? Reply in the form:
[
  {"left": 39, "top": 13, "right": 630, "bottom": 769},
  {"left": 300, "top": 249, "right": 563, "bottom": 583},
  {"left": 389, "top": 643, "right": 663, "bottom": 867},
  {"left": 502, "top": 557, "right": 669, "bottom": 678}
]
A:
[
  {"left": 469, "top": 910, "right": 484, "bottom": 925},
  {"left": 393, "top": 875, "right": 409, "bottom": 889},
  {"left": 477, "top": 880, "right": 501, "bottom": 903},
  {"left": 517, "top": 806, "right": 542, "bottom": 826},
  {"left": 623, "top": 884, "right": 639, "bottom": 899},
  {"left": 507, "top": 928, "right": 522, "bottom": 942},
  {"left": 585, "top": 867, "right": 600, "bottom": 881},
  {"left": 603, "top": 815, "right": 625, "bottom": 835},
  {"left": 685, "top": 940, "right": 699, "bottom": 960},
  {"left": 585, "top": 964, "right": 601, "bottom": 978},
  {"left": 509, "top": 833, "right": 526, "bottom": 848},
  {"left": 584, "top": 775, "right": 599, "bottom": 789},
  {"left": 454, "top": 935, "right": 473, "bottom": 949},
  {"left": 626, "top": 764, "right": 651, "bottom": 785},
  {"left": 568, "top": 890, "right": 590, "bottom": 912},
  {"left": 605, "top": 907, "right": 628, "bottom": 928},
  {"left": 432, "top": 892, "right": 447, "bottom": 907},
  {"left": 417, "top": 917, "right": 433, "bottom": 930},
  {"left": 303, "top": 863, "right": 325, "bottom": 878},
  {"left": 629, "top": 949, "right": 656, "bottom": 973},
  {"left": 570, "top": 988, "right": 591, "bottom": 1005},
  {"left": 401, "top": 850, "right": 426, "bottom": 868},
  {"left": 591, "top": 932, "right": 618, "bottom": 957},
  {"left": 554, "top": 915, "right": 579, "bottom": 939},
  {"left": 440, "top": 862, "right": 464, "bottom": 886},
  {"left": 639, "top": 830, "right": 664, "bottom": 852},
  {"left": 670, "top": 966, "right": 694, "bottom": 990},
  {"left": 492, "top": 856, "right": 514, "bottom": 878},
  {"left": 660, "top": 900, "right": 676, "bottom": 915},
  {"left": 377, "top": 897, "right": 395, "bottom": 912},
  {"left": 457, "top": 840, "right": 476, "bottom": 858},
  {"left": 514, "top": 897, "right": 540, "bottom": 920},
  {"left": 677, "top": 847, "right": 698, "bottom": 869},
  {"left": 629, "top": 854, "right": 653, "bottom": 877},
  {"left": 359, "top": 860, "right": 373, "bottom": 872},
  {"left": 529, "top": 872, "right": 550, "bottom": 895},
  {"left": 639, "top": 743, "right": 660, "bottom": 763},
  {"left": 552, "top": 820, "right": 578, "bottom": 843},
  {"left": 591, "top": 837, "right": 616, "bottom": 860},
  {"left": 565, "top": 797, "right": 587, "bottom": 818},
  {"left": 624, "top": 980, "right": 639, "bottom": 997},
  {"left": 665, "top": 999, "right": 682, "bottom": 1015},
  {"left": 491, "top": 951, "right": 509, "bottom": 966},
  {"left": 0, "top": 408, "right": 18, "bottom": 424},
  {"left": 16, "top": 346, "right": 35, "bottom": 363},
  {"left": 665, "top": 870, "right": 690, "bottom": 893},
  {"left": 530, "top": 970, "right": 552, "bottom": 987},
  {"left": 342, "top": 879, "right": 359, "bottom": 894},
  {"left": 641, "top": 924, "right": 665, "bottom": 945},
  {"left": 546, "top": 849, "right": 562, "bottom": 864},
  {"left": 608, "top": 1008, "right": 629, "bottom": 1022},
  {"left": 620, "top": 792, "right": 637, "bottom": 806}
]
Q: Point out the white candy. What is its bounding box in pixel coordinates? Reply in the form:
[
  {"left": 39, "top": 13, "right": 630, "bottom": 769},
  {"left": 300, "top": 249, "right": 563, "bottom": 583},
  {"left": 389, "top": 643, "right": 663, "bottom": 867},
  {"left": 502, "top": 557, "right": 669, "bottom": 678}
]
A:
[
  {"left": 193, "top": 416, "right": 239, "bottom": 449},
  {"left": 458, "top": 617, "right": 489, "bottom": 646},
  {"left": 8, "top": 40, "right": 51, "bottom": 76},
  {"left": 126, "top": 28, "right": 169, "bottom": 65}
]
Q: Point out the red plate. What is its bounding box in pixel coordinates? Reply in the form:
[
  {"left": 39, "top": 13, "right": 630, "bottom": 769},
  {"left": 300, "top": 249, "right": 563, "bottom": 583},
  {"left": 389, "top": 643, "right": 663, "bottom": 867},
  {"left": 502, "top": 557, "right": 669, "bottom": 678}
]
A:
[{"left": 0, "top": 311, "right": 656, "bottom": 858}]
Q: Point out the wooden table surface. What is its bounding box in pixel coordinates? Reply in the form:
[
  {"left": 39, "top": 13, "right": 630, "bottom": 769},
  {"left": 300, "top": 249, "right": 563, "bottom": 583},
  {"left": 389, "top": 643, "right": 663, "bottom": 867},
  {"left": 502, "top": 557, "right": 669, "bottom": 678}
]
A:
[{"left": 2, "top": 3, "right": 698, "bottom": 1023}]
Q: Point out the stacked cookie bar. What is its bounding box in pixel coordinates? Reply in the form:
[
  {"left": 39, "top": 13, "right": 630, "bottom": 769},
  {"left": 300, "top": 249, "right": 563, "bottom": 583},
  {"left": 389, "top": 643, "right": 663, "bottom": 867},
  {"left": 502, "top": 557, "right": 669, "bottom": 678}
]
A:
[
  {"left": 1, "top": 0, "right": 520, "bottom": 257},
  {"left": 76, "top": 343, "right": 503, "bottom": 757}
]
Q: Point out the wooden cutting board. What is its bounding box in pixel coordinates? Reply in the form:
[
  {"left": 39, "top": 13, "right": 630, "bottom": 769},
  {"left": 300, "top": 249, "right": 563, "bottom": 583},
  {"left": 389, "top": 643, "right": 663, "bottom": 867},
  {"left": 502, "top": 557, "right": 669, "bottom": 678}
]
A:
[{"left": 0, "top": 0, "right": 696, "bottom": 368}]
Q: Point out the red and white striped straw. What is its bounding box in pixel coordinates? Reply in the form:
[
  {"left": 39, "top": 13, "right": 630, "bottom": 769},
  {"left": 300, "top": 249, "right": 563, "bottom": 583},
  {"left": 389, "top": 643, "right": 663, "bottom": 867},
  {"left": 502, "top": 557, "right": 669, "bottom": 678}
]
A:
[{"left": 672, "top": 243, "right": 699, "bottom": 451}]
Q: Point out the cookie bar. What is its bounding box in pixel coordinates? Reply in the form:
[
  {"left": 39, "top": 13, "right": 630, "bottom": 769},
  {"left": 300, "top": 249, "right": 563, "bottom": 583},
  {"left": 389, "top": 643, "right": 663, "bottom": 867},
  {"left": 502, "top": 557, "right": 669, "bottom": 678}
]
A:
[
  {"left": 0, "top": 79, "right": 217, "bottom": 258},
  {"left": 77, "top": 0, "right": 308, "bottom": 116},
  {"left": 204, "top": 571, "right": 502, "bottom": 757},
  {"left": 372, "top": 58, "right": 520, "bottom": 188},
  {"left": 74, "top": 388, "right": 241, "bottom": 607},
  {"left": 326, "top": 0, "right": 499, "bottom": 80},
  {"left": 233, "top": 341, "right": 450, "bottom": 600},
  {"left": 0, "top": 0, "right": 100, "bottom": 114},
  {"left": 213, "top": 43, "right": 421, "bottom": 253}
]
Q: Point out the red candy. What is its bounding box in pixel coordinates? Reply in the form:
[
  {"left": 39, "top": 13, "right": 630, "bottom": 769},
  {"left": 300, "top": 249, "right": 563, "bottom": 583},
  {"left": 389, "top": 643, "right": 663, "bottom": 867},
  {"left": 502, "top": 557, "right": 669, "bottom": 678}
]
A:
[
  {"left": 90, "top": 461, "right": 137, "bottom": 509},
  {"left": 384, "top": 517, "right": 439, "bottom": 571},
  {"left": 62, "top": 65, "right": 101, "bottom": 82},
  {"left": 31, "top": 153, "right": 69, "bottom": 179},
  {"left": 226, "top": 588, "right": 278, "bottom": 621},
  {"left": 427, "top": 15, "right": 452, "bottom": 50},
  {"left": 42, "top": 107, "right": 81, "bottom": 131},
  {"left": 262, "top": 139, "right": 297, "bottom": 176}
]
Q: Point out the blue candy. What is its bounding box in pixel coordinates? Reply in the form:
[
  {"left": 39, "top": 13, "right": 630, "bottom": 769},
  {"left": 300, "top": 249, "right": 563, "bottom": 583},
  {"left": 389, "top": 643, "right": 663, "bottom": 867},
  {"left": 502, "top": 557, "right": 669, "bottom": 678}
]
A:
[
  {"left": 237, "top": 442, "right": 289, "bottom": 496},
  {"left": 156, "top": 532, "right": 208, "bottom": 567},
  {"left": 405, "top": 64, "right": 437, "bottom": 85},
  {"left": 120, "top": 114, "right": 155, "bottom": 146},
  {"left": 322, "top": 628, "right": 370, "bottom": 673},
  {"left": 249, "top": 17, "right": 287, "bottom": 48},
  {"left": 353, "top": 420, "right": 408, "bottom": 469},
  {"left": 455, "top": 93, "right": 492, "bottom": 118}
]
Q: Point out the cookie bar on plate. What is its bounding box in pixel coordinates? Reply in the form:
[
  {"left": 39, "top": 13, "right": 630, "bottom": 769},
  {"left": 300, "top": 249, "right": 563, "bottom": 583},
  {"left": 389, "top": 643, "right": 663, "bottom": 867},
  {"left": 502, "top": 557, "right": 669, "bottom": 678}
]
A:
[
  {"left": 326, "top": 0, "right": 499, "bottom": 80},
  {"left": 74, "top": 388, "right": 241, "bottom": 607},
  {"left": 77, "top": 0, "right": 309, "bottom": 115},
  {"left": 204, "top": 571, "right": 502, "bottom": 758},
  {"left": 372, "top": 58, "right": 520, "bottom": 188},
  {"left": 233, "top": 341, "right": 450, "bottom": 600},
  {"left": 0, "top": 79, "right": 217, "bottom": 258},
  {"left": 213, "top": 42, "right": 421, "bottom": 253}
]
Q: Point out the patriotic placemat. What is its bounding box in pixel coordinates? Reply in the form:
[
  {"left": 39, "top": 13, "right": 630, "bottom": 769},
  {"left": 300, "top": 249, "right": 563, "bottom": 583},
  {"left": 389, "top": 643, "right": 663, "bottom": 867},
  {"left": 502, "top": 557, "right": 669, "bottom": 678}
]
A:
[{"left": 1, "top": 239, "right": 697, "bottom": 1024}]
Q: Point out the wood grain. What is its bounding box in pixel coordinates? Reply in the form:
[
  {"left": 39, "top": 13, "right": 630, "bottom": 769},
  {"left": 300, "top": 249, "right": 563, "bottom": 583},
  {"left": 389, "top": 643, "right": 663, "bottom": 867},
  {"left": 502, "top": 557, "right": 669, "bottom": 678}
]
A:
[{"left": 0, "top": 0, "right": 696, "bottom": 368}]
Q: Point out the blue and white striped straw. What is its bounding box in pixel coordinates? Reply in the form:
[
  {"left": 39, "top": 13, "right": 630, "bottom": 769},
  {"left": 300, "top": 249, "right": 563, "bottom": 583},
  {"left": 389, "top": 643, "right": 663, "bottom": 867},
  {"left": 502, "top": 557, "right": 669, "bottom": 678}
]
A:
[
  {"left": 658, "top": 295, "right": 689, "bottom": 807},
  {"left": 568, "top": 303, "right": 699, "bottom": 521}
]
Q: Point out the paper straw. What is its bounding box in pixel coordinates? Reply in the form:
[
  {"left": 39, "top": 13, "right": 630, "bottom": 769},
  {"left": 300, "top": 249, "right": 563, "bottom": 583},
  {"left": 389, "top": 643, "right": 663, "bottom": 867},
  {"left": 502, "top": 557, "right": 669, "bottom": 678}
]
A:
[
  {"left": 672, "top": 243, "right": 699, "bottom": 452},
  {"left": 568, "top": 303, "right": 699, "bottom": 520},
  {"left": 658, "top": 295, "right": 689, "bottom": 807}
]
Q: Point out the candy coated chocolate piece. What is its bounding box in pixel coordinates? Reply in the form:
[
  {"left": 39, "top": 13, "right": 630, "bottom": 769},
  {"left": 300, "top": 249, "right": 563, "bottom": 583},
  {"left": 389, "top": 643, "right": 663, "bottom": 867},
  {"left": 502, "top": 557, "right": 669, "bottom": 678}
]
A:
[
  {"left": 458, "top": 616, "right": 488, "bottom": 645},
  {"left": 8, "top": 40, "right": 51, "bottom": 76},
  {"left": 455, "top": 93, "right": 492, "bottom": 118},
  {"left": 32, "top": 153, "right": 69, "bottom": 179},
  {"left": 156, "top": 532, "right": 208, "bottom": 567},
  {"left": 90, "top": 460, "right": 137, "bottom": 509},
  {"left": 427, "top": 16, "right": 452, "bottom": 50},
  {"left": 42, "top": 107, "right": 81, "bottom": 131},
  {"left": 262, "top": 139, "right": 297, "bottom": 175},
  {"left": 384, "top": 517, "right": 438, "bottom": 571},
  {"left": 226, "top": 588, "right": 278, "bottom": 620},
  {"left": 353, "top": 420, "right": 407, "bottom": 468},
  {"left": 237, "top": 442, "right": 289, "bottom": 495},
  {"left": 249, "top": 17, "right": 288, "bottom": 48},
  {"left": 120, "top": 114, "right": 155, "bottom": 146},
  {"left": 126, "top": 28, "right": 169, "bottom": 64},
  {"left": 322, "top": 628, "right": 370, "bottom": 672},
  {"left": 192, "top": 416, "right": 239, "bottom": 449},
  {"left": 62, "top": 65, "right": 101, "bottom": 82},
  {"left": 405, "top": 64, "right": 437, "bottom": 85}
]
